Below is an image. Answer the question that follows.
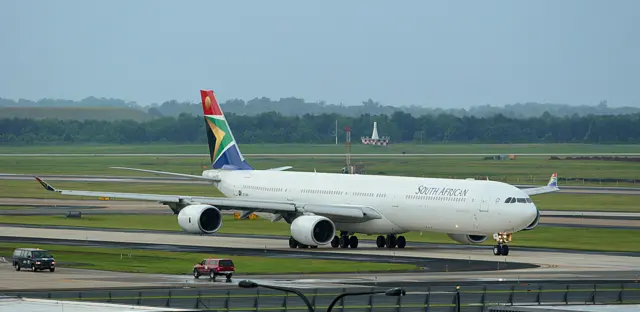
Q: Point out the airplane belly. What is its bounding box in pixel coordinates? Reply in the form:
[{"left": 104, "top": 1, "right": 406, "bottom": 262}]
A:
[{"left": 335, "top": 217, "right": 407, "bottom": 235}]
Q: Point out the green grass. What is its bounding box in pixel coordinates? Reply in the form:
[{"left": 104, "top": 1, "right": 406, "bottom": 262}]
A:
[
  {"left": 2, "top": 143, "right": 640, "bottom": 154},
  {"left": 0, "top": 243, "right": 415, "bottom": 274},
  {"left": 2, "top": 215, "right": 638, "bottom": 252},
  {"left": 0, "top": 205, "right": 34, "bottom": 210},
  {"left": 1, "top": 154, "right": 640, "bottom": 187},
  {"left": 0, "top": 106, "right": 154, "bottom": 121}
]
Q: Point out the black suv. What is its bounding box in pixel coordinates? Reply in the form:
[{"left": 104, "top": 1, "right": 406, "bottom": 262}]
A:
[{"left": 12, "top": 248, "right": 56, "bottom": 272}]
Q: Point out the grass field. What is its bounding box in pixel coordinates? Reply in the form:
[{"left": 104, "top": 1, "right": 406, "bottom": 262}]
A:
[
  {"left": 1, "top": 154, "right": 640, "bottom": 187},
  {"left": 2, "top": 143, "right": 640, "bottom": 155},
  {"left": 0, "top": 243, "right": 415, "bottom": 274},
  {"left": 2, "top": 179, "right": 639, "bottom": 212},
  {"left": 1, "top": 215, "right": 638, "bottom": 252}
]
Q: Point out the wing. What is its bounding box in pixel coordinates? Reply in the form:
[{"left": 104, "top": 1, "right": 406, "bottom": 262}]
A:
[
  {"left": 521, "top": 173, "right": 559, "bottom": 196},
  {"left": 34, "top": 177, "right": 381, "bottom": 222},
  {"left": 110, "top": 167, "right": 220, "bottom": 182},
  {"left": 266, "top": 166, "right": 293, "bottom": 171}
]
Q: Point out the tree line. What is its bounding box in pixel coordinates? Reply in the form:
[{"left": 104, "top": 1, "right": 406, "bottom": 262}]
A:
[
  {"left": 2, "top": 95, "right": 638, "bottom": 119},
  {"left": 1, "top": 111, "right": 640, "bottom": 145}
]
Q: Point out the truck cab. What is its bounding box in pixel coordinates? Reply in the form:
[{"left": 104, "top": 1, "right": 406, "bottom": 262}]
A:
[{"left": 193, "top": 257, "right": 234, "bottom": 282}]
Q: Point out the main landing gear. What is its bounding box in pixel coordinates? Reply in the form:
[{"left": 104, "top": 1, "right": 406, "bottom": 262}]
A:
[
  {"left": 376, "top": 234, "right": 406, "bottom": 249},
  {"left": 492, "top": 233, "right": 511, "bottom": 256},
  {"left": 288, "top": 237, "right": 318, "bottom": 249},
  {"left": 330, "top": 231, "right": 359, "bottom": 248}
]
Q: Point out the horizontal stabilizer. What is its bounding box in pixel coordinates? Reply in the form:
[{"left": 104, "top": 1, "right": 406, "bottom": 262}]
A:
[
  {"left": 522, "top": 173, "right": 559, "bottom": 196},
  {"left": 110, "top": 167, "right": 221, "bottom": 182}
]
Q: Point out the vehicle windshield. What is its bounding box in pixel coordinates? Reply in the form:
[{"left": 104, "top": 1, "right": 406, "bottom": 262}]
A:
[
  {"left": 219, "top": 260, "right": 234, "bottom": 267},
  {"left": 32, "top": 251, "right": 52, "bottom": 258}
]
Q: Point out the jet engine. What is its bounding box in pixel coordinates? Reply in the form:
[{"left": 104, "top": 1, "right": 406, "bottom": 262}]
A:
[
  {"left": 523, "top": 209, "right": 540, "bottom": 231},
  {"left": 177, "top": 204, "right": 223, "bottom": 234},
  {"left": 290, "top": 215, "right": 336, "bottom": 246},
  {"left": 447, "top": 234, "right": 488, "bottom": 244}
]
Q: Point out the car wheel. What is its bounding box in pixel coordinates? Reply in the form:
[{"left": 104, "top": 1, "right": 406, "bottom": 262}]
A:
[
  {"left": 49, "top": 267, "right": 55, "bottom": 272},
  {"left": 226, "top": 274, "right": 232, "bottom": 282},
  {"left": 31, "top": 265, "right": 37, "bottom": 272},
  {"left": 193, "top": 269, "right": 200, "bottom": 279},
  {"left": 209, "top": 270, "right": 215, "bottom": 281},
  {"left": 14, "top": 264, "right": 20, "bottom": 271}
]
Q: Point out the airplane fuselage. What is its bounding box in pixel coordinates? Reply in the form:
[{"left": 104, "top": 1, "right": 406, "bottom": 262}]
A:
[{"left": 204, "top": 169, "right": 538, "bottom": 236}]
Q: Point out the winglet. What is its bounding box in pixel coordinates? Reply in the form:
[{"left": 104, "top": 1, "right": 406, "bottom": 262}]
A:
[
  {"left": 547, "top": 173, "right": 558, "bottom": 187},
  {"left": 34, "top": 177, "right": 57, "bottom": 192}
]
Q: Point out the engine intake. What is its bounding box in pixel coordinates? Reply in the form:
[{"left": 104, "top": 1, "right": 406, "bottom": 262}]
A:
[
  {"left": 290, "top": 215, "right": 336, "bottom": 246},
  {"left": 177, "top": 204, "right": 223, "bottom": 234},
  {"left": 447, "top": 234, "right": 488, "bottom": 244}
]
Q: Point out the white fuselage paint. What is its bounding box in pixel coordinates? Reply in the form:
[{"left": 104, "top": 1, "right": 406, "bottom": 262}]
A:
[{"left": 203, "top": 169, "right": 538, "bottom": 237}]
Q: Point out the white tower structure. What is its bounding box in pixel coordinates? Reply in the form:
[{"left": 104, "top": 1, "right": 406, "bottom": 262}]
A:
[
  {"left": 371, "top": 122, "right": 380, "bottom": 140},
  {"left": 361, "top": 121, "right": 390, "bottom": 146}
]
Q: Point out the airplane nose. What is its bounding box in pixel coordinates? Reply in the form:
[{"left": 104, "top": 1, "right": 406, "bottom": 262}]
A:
[{"left": 523, "top": 204, "right": 540, "bottom": 230}]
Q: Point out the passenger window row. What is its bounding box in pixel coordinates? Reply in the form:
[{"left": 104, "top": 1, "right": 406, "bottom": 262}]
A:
[{"left": 504, "top": 197, "right": 532, "bottom": 203}]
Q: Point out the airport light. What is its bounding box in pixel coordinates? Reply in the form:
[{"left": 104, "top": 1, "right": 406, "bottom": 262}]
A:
[
  {"left": 238, "top": 280, "right": 314, "bottom": 312},
  {"left": 326, "top": 287, "right": 406, "bottom": 312}
]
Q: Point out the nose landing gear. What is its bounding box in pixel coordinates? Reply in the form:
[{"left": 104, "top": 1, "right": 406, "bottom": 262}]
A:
[{"left": 493, "top": 233, "right": 512, "bottom": 256}]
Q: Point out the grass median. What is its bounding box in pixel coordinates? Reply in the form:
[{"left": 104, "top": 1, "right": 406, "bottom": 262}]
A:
[
  {"left": 1, "top": 214, "right": 638, "bottom": 253},
  {"left": 0, "top": 242, "right": 416, "bottom": 275},
  {"left": 1, "top": 153, "right": 640, "bottom": 188}
]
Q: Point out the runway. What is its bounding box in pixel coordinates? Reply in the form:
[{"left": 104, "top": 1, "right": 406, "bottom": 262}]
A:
[
  {"left": 2, "top": 173, "right": 640, "bottom": 196},
  {"left": 0, "top": 226, "right": 638, "bottom": 274}
]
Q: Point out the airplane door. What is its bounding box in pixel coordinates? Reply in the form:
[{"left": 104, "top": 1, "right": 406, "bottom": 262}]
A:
[{"left": 479, "top": 196, "right": 490, "bottom": 212}]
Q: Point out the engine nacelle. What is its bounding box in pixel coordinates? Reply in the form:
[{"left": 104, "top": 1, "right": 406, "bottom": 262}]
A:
[
  {"left": 290, "top": 215, "right": 336, "bottom": 246},
  {"left": 177, "top": 204, "right": 223, "bottom": 234},
  {"left": 447, "top": 234, "right": 488, "bottom": 244},
  {"left": 523, "top": 209, "right": 540, "bottom": 231}
]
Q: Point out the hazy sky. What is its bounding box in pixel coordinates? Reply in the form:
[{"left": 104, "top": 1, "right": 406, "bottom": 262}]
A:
[{"left": 1, "top": 0, "right": 639, "bottom": 108}]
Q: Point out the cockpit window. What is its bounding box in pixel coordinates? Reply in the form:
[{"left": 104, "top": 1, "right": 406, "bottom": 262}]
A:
[
  {"left": 516, "top": 198, "right": 526, "bottom": 203},
  {"left": 510, "top": 197, "right": 516, "bottom": 203},
  {"left": 504, "top": 197, "right": 512, "bottom": 203},
  {"left": 525, "top": 198, "right": 532, "bottom": 203}
]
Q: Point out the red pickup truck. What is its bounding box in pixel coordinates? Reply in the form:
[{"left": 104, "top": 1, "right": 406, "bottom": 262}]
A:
[{"left": 193, "top": 258, "right": 235, "bottom": 282}]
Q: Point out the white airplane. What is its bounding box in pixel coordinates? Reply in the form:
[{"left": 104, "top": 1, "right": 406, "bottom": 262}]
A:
[{"left": 34, "top": 90, "right": 560, "bottom": 256}]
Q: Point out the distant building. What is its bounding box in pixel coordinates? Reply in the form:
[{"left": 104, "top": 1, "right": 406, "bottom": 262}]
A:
[{"left": 361, "top": 122, "right": 390, "bottom": 146}]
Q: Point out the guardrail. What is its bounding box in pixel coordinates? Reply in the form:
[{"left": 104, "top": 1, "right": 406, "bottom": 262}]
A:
[{"left": 4, "top": 282, "right": 640, "bottom": 311}]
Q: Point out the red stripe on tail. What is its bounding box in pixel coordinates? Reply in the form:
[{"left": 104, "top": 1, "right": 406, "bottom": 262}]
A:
[{"left": 200, "top": 90, "right": 223, "bottom": 116}]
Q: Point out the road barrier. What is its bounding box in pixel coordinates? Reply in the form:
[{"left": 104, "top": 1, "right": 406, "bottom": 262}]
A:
[{"left": 4, "top": 282, "right": 640, "bottom": 311}]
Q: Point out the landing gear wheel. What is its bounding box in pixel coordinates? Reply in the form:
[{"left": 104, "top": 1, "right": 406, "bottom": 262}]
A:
[
  {"left": 376, "top": 236, "right": 386, "bottom": 248},
  {"left": 339, "top": 236, "right": 349, "bottom": 248},
  {"left": 386, "top": 235, "right": 397, "bottom": 248},
  {"left": 193, "top": 269, "right": 200, "bottom": 279},
  {"left": 493, "top": 245, "right": 501, "bottom": 256},
  {"left": 310, "top": 245, "right": 318, "bottom": 249},
  {"left": 331, "top": 236, "right": 339, "bottom": 248},
  {"left": 289, "top": 237, "right": 298, "bottom": 248},
  {"left": 493, "top": 244, "right": 509, "bottom": 256},
  {"left": 349, "top": 236, "right": 358, "bottom": 248},
  {"left": 397, "top": 236, "right": 406, "bottom": 249}
]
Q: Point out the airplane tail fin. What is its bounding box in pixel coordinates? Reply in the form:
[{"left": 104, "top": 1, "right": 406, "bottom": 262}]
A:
[
  {"left": 200, "top": 90, "right": 253, "bottom": 170},
  {"left": 547, "top": 173, "right": 558, "bottom": 187}
]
